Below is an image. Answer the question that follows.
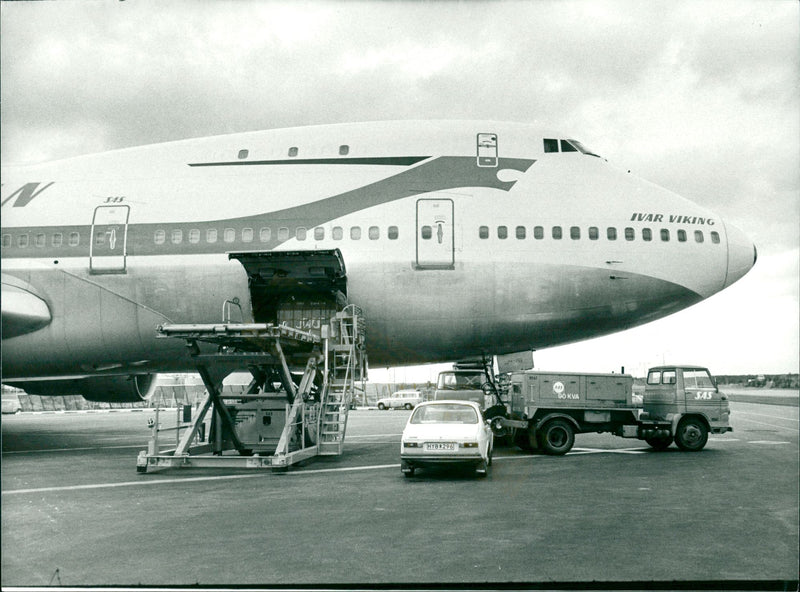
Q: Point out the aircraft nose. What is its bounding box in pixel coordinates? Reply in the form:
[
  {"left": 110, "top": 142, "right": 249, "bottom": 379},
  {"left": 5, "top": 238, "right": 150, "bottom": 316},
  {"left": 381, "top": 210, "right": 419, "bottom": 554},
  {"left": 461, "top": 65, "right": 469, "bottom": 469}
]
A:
[{"left": 724, "top": 221, "right": 757, "bottom": 288}]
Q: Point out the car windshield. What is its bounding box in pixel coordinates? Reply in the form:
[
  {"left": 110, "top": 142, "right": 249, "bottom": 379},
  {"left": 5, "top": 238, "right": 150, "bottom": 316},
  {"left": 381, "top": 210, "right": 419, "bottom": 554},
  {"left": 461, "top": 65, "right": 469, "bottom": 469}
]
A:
[{"left": 410, "top": 404, "right": 478, "bottom": 424}]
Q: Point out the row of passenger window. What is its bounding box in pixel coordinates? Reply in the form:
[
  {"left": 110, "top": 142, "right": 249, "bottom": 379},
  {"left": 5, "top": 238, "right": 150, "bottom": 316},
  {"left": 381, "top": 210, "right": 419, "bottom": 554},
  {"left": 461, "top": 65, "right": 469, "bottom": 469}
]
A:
[
  {"left": 1, "top": 224, "right": 722, "bottom": 249},
  {"left": 3, "top": 232, "right": 82, "bottom": 248},
  {"left": 152, "top": 225, "right": 401, "bottom": 245},
  {"left": 477, "top": 225, "right": 721, "bottom": 244}
]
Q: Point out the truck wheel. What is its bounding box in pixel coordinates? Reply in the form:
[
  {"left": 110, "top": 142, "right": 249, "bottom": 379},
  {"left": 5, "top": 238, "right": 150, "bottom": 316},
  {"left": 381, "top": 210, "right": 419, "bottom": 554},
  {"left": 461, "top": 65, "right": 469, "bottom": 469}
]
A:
[
  {"left": 645, "top": 436, "right": 673, "bottom": 450},
  {"left": 377, "top": 403, "right": 386, "bottom": 410},
  {"left": 537, "top": 419, "right": 575, "bottom": 455},
  {"left": 675, "top": 417, "right": 708, "bottom": 451}
]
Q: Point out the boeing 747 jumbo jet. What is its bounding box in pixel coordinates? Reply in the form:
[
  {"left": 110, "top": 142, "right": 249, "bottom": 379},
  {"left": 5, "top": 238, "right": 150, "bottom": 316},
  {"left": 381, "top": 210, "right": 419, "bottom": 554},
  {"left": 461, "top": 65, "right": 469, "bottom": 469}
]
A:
[{"left": 1, "top": 120, "right": 756, "bottom": 403}]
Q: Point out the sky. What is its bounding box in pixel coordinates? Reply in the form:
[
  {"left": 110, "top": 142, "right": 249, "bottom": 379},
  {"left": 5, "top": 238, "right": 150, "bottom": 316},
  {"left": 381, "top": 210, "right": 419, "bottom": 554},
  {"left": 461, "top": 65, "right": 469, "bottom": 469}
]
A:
[{"left": 1, "top": 0, "right": 798, "bottom": 379}]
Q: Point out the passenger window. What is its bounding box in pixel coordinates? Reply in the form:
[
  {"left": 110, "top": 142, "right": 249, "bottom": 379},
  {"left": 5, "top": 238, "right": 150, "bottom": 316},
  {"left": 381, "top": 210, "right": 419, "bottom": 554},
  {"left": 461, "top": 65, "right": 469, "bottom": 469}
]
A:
[
  {"left": 607, "top": 227, "right": 617, "bottom": 240},
  {"left": 259, "top": 227, "right": 271, "bottom": 242},
  {"left": 296, "top": 227, "right": 307, "bottom": 241},
  {"left": 497, "top": 226, "right": 508, "bottom": 239},
  {"left": 660, "top": 229, "right": 670, "bottom": 242},
  {"left": 694, "top": 230, "right": 704, "bottom": 243},
  {"left": 570, "top": 226, "right": 580, "bottom": 240},
  {"left": 332, "top": 226, "right": 343, "bottom": 240},
  {"left": 388, "top": 226, "right": 399, "bottom": 240},
  {"left": 350, "top": 226, "right": 361, "bottom": 240},
  {"left": 711, "top": 231, "right": 720, "bottom": 244},
  {"left": 69, "top": 232, "right": 80, "bottom": 247},
  {"left": 207, "top": 229, "right": 218, "bottom": 243},
  {"left": 154, "top": 230, "right": 166, "bottom": 245},
  {"left": 278, "top": 227, "right": 289, "bottom": 241},
  {"left": 589, "top": 227, "right": 599, "bottom": 240},
  {"left": 677, "top": 229, "right": 687, "bottom": 242},
  {"left": 52, "top": 233, "right": 63, "bottom": 247},
  {"left": 288, "top": 147, "right": 298, "bottom": 157},
  {"left": 314, "top": 227, "right": 325, "bottom": 240},
  {"left": 625, "top": 227, "right": 635, "bottom": 241},
  {"left": 534, "top": 226, "right": 544, "bottom": 239},
  {"left": 479, "top": 226, "right": 489, "bottom": 239},
  {"left": 224, "top": 228, "right": 236, "bottom": 243},
  {"left": 543, "top": 139, "right": 559, "bottom": 153},
  {"left": 663, "top": 371, "right": 677, "bottom": 385},
  {"left": 242, "top": 228, "right": 253, "bottom": 242},
  {"left": 171, "top": 229, "right": 183, "bottom": 244},
  {"left": 339, "top": 145, "right": 349, "bottom": 155},
  {"left": 368, "top": 226, "right": 379, "bottom": 240},
  {"left": 516, "top": 226, "right": 526, "bottom": 239},
  {"left": 552, "top": 226, "right": 562, "bottom": 240},
  {"left": 420, "top": 226, "right": 432, "bottom": 240},
  {"left": 35, "top": 233, "right": 46, "bottom": 247},
  {"left": 189, "top": 229, "right": 200, "bottom": 244},
  {"left": 2, "top": 234, "right": 11, "bottom": 247},
  {"left": 642, "top": 228, "right": 652, "bottom": 241},
  {"left": 560, "top": 139, "right": 578, "bottom": 152}
]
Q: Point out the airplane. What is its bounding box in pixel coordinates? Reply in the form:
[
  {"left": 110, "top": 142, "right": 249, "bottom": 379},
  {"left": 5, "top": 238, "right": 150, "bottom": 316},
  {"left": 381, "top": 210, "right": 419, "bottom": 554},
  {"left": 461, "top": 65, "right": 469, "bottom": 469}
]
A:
[{"left": 1, "top": 120, "right": 757, "bottom": 403}]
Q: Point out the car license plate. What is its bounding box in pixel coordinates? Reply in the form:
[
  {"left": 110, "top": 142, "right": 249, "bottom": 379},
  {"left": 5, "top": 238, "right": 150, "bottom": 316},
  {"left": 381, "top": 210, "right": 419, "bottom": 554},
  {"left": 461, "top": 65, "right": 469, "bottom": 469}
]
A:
[{"left": 425, "top": 442, "right": 455, "bottom": 451}]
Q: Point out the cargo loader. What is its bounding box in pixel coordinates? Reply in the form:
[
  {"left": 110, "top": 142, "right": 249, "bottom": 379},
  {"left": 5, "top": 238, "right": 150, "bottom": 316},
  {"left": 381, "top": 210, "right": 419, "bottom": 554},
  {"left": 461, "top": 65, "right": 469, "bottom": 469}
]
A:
[{"left": 490, "top": 365, "right": 732, "bottom": 454}]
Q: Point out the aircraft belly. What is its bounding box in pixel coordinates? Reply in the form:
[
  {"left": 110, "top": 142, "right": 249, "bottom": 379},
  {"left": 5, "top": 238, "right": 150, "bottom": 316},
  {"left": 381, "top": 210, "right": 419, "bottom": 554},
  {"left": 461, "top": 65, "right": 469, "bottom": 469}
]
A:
[{"left": 355, "top": 261, "right": 701, "bottom": 366}]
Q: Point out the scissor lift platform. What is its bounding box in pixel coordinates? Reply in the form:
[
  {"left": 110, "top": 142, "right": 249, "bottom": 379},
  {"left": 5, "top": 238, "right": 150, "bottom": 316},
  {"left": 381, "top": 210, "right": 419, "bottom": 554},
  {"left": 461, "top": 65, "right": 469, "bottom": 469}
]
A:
[{"left": 136, "top": 307, "right": 365, "bottom": 473}]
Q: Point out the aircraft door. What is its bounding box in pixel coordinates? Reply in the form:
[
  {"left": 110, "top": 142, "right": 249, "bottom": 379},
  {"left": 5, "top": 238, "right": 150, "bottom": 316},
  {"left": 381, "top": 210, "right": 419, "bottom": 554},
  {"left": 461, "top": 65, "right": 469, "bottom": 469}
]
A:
[
  {"left": 90, "top": 205, "right": 129, "bottom": 274},
  {"left": 416, "top": 198, "right": 454, "bottom": 269}
]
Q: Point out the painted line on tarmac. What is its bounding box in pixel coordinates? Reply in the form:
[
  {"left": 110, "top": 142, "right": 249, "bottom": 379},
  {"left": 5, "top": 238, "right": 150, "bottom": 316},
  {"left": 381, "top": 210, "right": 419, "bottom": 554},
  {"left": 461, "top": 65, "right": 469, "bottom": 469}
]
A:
[
  {"left": 569, "top": 447, "right": 648, "bottom": 455},
  {"left": 2, "top": 444, "right": 147, "bottom": 454},
  {"left": 1, "top": 462, "right": 402, "bottom": 496},
  {"left": 737, "top": 411, "right": 798, "bottom": 422},
  {"left": 735, "top": 416, "right": 796, "bottom": 431},
  {"left": 346, "top": 433, "right": 402, "bottom": 439},
  {"left": 749, "top": 441, "right": 791, "bottom": 445}
]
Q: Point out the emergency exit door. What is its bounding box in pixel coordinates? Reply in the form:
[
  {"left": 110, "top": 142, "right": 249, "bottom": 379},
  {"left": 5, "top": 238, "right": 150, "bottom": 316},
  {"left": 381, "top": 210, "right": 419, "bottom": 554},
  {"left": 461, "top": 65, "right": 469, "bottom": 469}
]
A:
[
  {"left": 416, "top": 198, "right": 454, "bottom": 269},
  {"left": 90, "top": 205, "right": 129, "bottom": 274}
]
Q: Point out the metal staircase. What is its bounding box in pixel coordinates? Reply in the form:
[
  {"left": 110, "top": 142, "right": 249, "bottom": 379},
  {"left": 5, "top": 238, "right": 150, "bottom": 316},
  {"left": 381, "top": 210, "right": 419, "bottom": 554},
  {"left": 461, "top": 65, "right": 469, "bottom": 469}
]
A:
[{"left": 319, "top": 305, "right": 366, "bottom": 455}]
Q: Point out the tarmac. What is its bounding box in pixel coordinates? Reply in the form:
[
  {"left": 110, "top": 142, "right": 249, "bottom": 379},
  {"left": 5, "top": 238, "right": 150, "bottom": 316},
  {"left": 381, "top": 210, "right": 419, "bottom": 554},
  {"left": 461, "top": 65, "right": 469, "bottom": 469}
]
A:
[{"left": 1, "top": 400, "right": 798, "bottom": 589}]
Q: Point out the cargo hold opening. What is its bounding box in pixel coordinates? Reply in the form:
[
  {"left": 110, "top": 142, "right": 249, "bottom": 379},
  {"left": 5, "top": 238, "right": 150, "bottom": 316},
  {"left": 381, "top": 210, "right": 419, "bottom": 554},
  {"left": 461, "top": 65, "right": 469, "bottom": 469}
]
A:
[{"left": 229, "top": 249, "right": 348, "bottom": 333}]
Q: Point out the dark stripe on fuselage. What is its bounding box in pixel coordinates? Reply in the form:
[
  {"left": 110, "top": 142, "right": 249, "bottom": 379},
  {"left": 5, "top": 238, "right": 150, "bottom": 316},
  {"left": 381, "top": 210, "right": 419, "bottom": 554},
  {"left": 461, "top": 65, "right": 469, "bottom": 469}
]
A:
[
  {"left": 188, "top": 156, "right": 431, "bottom": 167},
  {"left": 2, "top": 156, "right": 536, "bottom": 259}
]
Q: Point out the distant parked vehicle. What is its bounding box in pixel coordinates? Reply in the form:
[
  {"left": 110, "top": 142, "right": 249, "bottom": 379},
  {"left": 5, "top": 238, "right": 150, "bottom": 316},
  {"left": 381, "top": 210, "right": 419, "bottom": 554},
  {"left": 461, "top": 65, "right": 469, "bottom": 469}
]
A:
[
  {"left": 1, "top": 393, "right": 22, "bottom": 414},
  {"left": 376, "top": 389, "right": 422, "bottom": 410}
]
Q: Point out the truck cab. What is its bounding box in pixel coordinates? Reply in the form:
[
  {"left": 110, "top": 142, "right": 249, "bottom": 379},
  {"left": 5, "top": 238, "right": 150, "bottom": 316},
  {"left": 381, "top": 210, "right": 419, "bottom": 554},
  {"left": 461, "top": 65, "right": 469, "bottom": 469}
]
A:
[
  {"left": 434, "top": 369, "right": 491, "bottom": 408},
  {"left": 641, "top": 365, "right": 732, "bottom": 450}
]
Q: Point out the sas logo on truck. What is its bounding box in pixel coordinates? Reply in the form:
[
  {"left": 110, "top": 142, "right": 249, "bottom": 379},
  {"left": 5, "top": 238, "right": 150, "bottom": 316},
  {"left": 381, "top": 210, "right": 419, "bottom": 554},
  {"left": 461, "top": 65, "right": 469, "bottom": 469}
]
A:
[{"left": 553, "top": 381, "right": 579, "bottom": 400}]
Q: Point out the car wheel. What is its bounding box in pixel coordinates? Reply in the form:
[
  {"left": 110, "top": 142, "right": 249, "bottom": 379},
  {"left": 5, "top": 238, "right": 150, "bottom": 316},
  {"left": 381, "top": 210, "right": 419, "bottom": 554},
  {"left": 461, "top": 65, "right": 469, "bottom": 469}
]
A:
[
  {"left": 404, "top": 403, "right": 412, "bottom": 410},
  {"left": 377, "top": 403, "right": 385, "bottom": 410},
  {"left": 537, "top": 419, "right": 575, "bottom": 455},
  {"left": 675, "top": 417, "right": 708, "bottom": 451}
]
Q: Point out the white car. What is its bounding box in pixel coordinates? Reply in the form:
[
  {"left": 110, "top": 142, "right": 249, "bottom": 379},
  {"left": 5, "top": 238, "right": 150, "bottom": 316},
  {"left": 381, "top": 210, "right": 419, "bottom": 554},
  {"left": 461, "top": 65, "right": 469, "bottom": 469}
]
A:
[
  {"left": 400, "top": 400, "right": 493, "bottom": 477},
  {"left": 376, "top": 389, "right": 422, "bottom": 410}
]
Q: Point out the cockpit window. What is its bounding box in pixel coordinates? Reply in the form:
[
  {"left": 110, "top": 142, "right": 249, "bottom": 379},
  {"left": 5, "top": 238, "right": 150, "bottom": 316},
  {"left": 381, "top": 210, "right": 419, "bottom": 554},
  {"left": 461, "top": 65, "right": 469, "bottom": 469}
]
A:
[
  {"left": 543, "top": 138, "right": 602, "bottom": 158},
  {"left": 560, "top": 139, "right": 578, "bottom": 152}
]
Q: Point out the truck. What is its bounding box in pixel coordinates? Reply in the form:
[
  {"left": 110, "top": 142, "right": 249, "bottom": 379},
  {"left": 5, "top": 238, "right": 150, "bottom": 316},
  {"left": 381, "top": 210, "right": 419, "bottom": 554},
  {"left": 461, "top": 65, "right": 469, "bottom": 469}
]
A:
[{"left": 491, "top": 365, "right": 732, "bottom": 455}]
